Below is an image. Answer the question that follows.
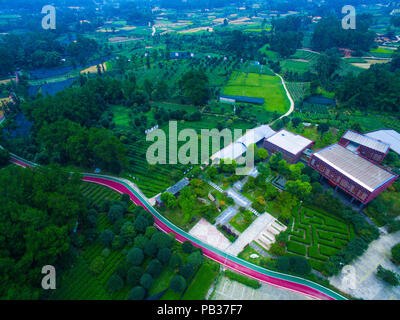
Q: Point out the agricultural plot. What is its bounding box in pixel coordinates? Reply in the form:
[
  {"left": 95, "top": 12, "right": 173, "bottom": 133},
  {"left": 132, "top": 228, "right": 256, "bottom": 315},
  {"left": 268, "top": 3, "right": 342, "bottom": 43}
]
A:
[
  {"left": 281, "top": 60, "right": 312, "bottom": 74},
  {"left": 80, "top": 182, "right": 123, "bottom": 207},
  {"left": 223, "top": 71, "right": 290, "bottom": 115},
  {"left": 297, "top": 102, "right": 330, "bottom": 114},
  {"left": 286, "top": 206, "right": 355, "bottom": 272},
  {"left": 351, "top": 113, "right": 400, "bottom": 133},
  {"left": 286, "top": 82, "right": 309, "bottom": 105},
  {"left": 289, "top": 49, "right": 320, "bottom": 63}
]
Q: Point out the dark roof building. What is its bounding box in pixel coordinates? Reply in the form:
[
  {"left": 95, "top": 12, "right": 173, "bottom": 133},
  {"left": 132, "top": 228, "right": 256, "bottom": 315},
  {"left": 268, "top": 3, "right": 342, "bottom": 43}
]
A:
[
  {"left": 219, "top": 94, "right": 265, "bottom": 105},
  {"left": 339, "top": 130, "right": 390, "bottom": 163},
  {"left": 309, "top": 143, "right": 397, "bottom": 205},
  {"left": 155, "top": 177, "right": 190, "bottom": 205}
]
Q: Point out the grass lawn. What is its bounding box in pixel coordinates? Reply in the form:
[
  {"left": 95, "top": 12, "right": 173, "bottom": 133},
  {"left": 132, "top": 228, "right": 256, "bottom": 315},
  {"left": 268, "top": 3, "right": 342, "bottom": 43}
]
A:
[
  {"left": 223, "top": 71, "right": 290, "bottom": 115},
  {"left": 149, "top": 267, "right": 176, "bottom": 296},
  {"left": 161, "top": 288, "right": 183, "bottom": 300},
  {"left": 281, "top": 59, "right": 312, "bottom": 74},
  {"left": 230, "top": 210, "right": 256, "bottom": 233},
  {"left": 182, "top": 261, "right": 220, "bottom": 300}
]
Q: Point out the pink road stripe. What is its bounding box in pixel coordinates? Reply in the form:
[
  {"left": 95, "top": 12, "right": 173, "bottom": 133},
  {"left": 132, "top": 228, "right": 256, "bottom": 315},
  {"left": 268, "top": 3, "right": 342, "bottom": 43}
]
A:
[{"left": 83, "top": 176, "right": 334, "bottom": 300}]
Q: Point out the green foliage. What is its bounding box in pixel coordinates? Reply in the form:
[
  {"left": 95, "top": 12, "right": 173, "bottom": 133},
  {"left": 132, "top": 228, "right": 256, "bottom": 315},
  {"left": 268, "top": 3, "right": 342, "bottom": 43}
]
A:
[
  {"left": 170, "top": 275, "right": 186, "bottom": 293},
  {"left": 161, "top": 192, "right": 177, "bottom": 208},
  {"left": 178, "top": 69, "right": 210, "bottom": 105},
  {"left": 179, "top": 263, "right": 194, "bottom": 279},
  {"left": 224, "top": 270, "right": 260, "bottom": 289},
  {"left": 276, "top": 256, "right": 290, "bottom": 272},
  {"left": 100, "top": 229, "right": 115, "bottom": 247},
  {"left": 90, "top": 256, "right": 105, "bottom": 275},
  {"left": 169, "top": 254, "right": 182, "bottom": 270},
  {"left": 157, "top": 248, "right": 172, "bottom": 264},
  {"left": 147, "top": 259, "right": 162, "bottom": 277},
  {"left": 107, "top": 274, "right": 124, "bottom": 293},
  {"left": 0, "top": 165, "right": 86, "bottom": 299},
  {"left": 376, "top": 265, "right": 400, "bottom": 286},
  {"left": 182, "top": 241, "right": 194, "bottom": 254},
  {"left": 289, "top": 256, "right": 311, "bottom": 275},
  {"left": 187, "top": 251, "right": 204, "bottom": 267},
  {"left": 0, "top": 148, "right": 10, "bottom": 166},
  {"left": 391, "top": 244, "right": 400, "bottom": 265},
  {"left": 129, "top": 286, "right": 146, "bottom": 300},
  {"left": 108, "top": 204, "right": 125, "bottom": 224},
  {"left": 127, "top": 266, "right": 143, "bottom": 287},
  {"left": 269, "top": 243, "right": 286, "bottom": 256},
  {"left": 140, "top": 273, "right": 153, "bottom": 290},
  {"left": 127, "top": 248, "right": 144, "bottom": 266}
]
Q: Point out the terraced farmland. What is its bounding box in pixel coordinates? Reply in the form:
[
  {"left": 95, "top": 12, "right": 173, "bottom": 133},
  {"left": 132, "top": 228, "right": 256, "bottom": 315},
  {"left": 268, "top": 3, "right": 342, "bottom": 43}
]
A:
[{"left": 286, "top": 206, "right": 355, "bottom": 272}]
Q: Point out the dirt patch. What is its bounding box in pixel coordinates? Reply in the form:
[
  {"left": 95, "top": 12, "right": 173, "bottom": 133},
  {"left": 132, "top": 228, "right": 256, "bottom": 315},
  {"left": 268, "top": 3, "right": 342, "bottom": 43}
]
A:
[
  {"left": 119, "top": 26, "right": 136, "bottom": 31},
  {"left": 108, "top": 36, "right": 143, "bottom": 43},
  {"left": 80, "top": 63, "right": 107, "bottom": 74},
  {"left": 351, "top": 59, "right": 390, "bottom": 69},
  {"left": 179, "top": 26, "right": 213, "bottom": 34},
  {"left": 0, "top": 79, "right": 11, "bottom": 85}
]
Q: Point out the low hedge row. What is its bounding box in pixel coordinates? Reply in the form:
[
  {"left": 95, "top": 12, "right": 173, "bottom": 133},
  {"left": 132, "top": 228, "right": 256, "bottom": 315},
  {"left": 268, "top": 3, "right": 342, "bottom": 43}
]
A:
[
  {"left": 287, "top": 241, "right": 307, "bottom": 256},
  {"left": 224, "top": 270, "right": 261, "bottom": 289},
  {"left": 307, "top": 246, "right": 329, "bottom": 262}
]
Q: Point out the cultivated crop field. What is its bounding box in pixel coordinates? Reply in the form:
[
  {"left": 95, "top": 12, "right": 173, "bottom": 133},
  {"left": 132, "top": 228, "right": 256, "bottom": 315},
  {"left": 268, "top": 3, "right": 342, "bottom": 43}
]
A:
[
  {"left": 286, "top": 82, "right": 309, "bottom": 105},
  {"left": 80, "top": 182, "right": 124, "bottom": 206},
  {"left": 289, "top": 49, "right": 320, "bottom": 63},
  {"left": 286, "top": 206, "right": 355, "bottom": 272},
  {"left": 223, "top": 71, "right": 290, "bottom": 115},
  {"left": 281, "top": 60, "right": 312, "bottom": 74}
]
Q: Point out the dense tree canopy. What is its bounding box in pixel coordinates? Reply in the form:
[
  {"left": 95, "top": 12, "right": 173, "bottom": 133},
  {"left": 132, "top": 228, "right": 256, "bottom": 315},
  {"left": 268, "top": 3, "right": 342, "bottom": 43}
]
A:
[{"left": 0, "top": 163, "right": 88, "bottom": 300}]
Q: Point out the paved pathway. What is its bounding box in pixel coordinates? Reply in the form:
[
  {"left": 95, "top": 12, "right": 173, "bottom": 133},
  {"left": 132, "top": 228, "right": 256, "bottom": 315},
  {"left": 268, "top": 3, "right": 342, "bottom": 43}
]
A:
[
  {"left": 208, "top": 181, "right": 224, "bottom": 193},
  {"left": 329, "top": 231, "right": 400, "bottom": 300},
  {"left": 270, "top": 73, "right": 295, "bottom": 125},
  {"left": 226, "top": 213, "right": 275, "bottom": 256},
  {"left": 212, "top": 276, "right": 311, "bottom": 300},
  {"left": 226, "top": 187, "right": 251, "bottom": 208}
]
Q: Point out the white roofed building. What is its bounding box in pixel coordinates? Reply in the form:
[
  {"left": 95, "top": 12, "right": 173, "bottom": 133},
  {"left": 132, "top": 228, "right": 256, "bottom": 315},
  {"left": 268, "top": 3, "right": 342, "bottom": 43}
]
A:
[
  {"left": 309, "top": 143, "right": 397, "bottom": 205},
  {"left": 262, "top": 129, "right": 314, "bottom": 164},
  {"left": 365, "top": 130, "right": 400, "bottom": 156},
  {"left": 210, "top": 125, "right": 275, "bottom": 163},
  {"left": 339, "top": 130, "right": 390, "bottom": 163}
]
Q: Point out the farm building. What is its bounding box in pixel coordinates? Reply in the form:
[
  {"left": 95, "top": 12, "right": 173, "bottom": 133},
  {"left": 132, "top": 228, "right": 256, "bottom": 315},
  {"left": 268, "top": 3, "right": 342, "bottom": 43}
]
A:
[
  {"left": 219, "top": 94, "right": 265, "bottom": 105},
  {"left": 210, "top": 125, "right": 275, "bottom": 163},
  {"left": 339, "top": 130, "right": 390, "bottom": 163},
  {"left": 155, "top": 177, "right": 190, "bottom": 206},
  {"left": 262, "top": 129, "right": 314, "bottom": 164},
  {"left": 365, "top": 130, "right": 400, "bottom": 156},
  {"left": 309, "top": 143, "right": 397, "bottom": 205}
]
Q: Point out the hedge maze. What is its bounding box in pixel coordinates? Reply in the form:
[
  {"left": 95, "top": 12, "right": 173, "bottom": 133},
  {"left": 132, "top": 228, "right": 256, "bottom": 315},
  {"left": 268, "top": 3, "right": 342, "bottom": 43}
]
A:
[{"left": 286, "top": 207, "right": 355, "bottom": 272}]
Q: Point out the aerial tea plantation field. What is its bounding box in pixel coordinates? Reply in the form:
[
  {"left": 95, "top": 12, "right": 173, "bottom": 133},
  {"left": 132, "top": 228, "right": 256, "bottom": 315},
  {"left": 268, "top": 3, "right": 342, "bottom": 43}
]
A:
[{"left": 286, "top": 206, "right": 356, "bottom": 272}]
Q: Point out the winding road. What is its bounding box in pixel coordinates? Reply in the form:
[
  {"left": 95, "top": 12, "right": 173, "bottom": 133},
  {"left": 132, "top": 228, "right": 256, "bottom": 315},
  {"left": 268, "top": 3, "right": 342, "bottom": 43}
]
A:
[{"left": 6, "top": 152, "right": 347, "bottom": 300}]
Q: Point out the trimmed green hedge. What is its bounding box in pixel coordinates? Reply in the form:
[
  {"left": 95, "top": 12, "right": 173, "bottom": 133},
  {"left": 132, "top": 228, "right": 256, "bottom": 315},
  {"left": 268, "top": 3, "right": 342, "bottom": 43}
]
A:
[
  {"left": 225, "top": 270, "right": 261, "bottom": 289},
  {"left": 287, "top": 241, "right": 307, "bottom": 256}
]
